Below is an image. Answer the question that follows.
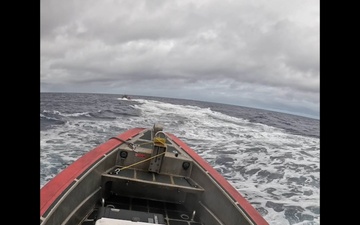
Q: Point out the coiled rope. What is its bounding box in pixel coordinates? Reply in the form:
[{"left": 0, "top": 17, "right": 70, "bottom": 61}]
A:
[{"left": 153, "top": 137, "right": 167, "bottom": 146}]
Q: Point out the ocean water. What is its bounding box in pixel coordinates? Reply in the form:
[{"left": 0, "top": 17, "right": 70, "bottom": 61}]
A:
[{"left": 40, "top": 92, "right": 320, "bottom": 225}]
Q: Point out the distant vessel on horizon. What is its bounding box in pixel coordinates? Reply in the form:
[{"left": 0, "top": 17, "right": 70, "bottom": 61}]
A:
[{"left": 121, "top": 94, "right": 131, "bottom": 100}]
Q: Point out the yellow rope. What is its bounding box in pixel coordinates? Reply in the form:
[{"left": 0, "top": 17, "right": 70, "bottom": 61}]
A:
[
  {"left": 118, "top": 136, "right": 167, "bottom": 171},
  {"left": 119, "top": 151, "right": 166, "bottom": 171},
  {"left": 153, "top": 137, "right": 167, "bottom": 146},
  {"left": 135, "top": 138, "right": 166, "bottom": 147}
]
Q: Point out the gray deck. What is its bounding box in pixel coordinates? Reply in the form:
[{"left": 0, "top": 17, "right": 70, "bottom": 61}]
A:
[
  {"left": 81, "top": 194, "right": 203, "bottom": 225},
  {"left": 104, "top": 167, "right": 204, "bottom": 194}
]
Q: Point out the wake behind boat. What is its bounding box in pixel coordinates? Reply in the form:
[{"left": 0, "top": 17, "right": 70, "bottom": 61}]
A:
[{"left": 40, "top": 124, "right": 269, "bottom": 225}]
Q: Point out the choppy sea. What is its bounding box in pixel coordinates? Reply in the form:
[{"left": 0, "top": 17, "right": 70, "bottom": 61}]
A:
[{"left": 40, "top": 92, "right": 319, "bottom": 225}]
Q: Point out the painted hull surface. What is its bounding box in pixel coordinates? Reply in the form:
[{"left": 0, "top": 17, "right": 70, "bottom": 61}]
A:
[{"left": 40, "top": 125, "right": 269, "bottom": 225}]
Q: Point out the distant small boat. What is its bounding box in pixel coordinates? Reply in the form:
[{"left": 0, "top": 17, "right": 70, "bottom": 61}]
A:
[
  {"left": 121, "top": 94, "right": 131, "bottom": 100},
  {"left": 40, "top": 124, "right": 269, "bottom": 225}
]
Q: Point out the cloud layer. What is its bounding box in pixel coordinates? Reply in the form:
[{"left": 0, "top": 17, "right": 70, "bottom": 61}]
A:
[{"left": 41, "top": 0, "right": 319, "bottom": 118}]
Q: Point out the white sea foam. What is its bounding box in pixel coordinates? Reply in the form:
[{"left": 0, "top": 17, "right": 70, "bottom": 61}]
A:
[{"left": 40, "top": 97, "right": 319, "bottom": 225}]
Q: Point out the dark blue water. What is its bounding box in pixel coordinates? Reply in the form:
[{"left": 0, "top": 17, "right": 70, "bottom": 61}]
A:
[
  {"left": 40, "top": 92, "right": 320, "bottom": 225},
  {"left": 41, "top": 92, "right": 318, "bottom": 137}
]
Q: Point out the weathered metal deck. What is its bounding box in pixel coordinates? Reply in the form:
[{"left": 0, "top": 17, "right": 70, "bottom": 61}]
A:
[{"left": 41, "top": 124, "right": 269, "bottom": 225}]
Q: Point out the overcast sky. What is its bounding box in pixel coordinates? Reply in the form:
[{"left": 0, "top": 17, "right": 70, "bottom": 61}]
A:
[{"left": 40, "top": 0, "right": 319, "bottom": 119}]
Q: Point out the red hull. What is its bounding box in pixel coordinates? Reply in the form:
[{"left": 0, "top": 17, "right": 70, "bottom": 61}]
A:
[{"left": 40, "top": 128, "right": 145, "bottom": 216}]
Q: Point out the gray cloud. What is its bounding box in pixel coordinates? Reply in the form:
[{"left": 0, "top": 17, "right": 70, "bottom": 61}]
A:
[{"left": 41, "top": 0, "right": 319, "bottom": 119}]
